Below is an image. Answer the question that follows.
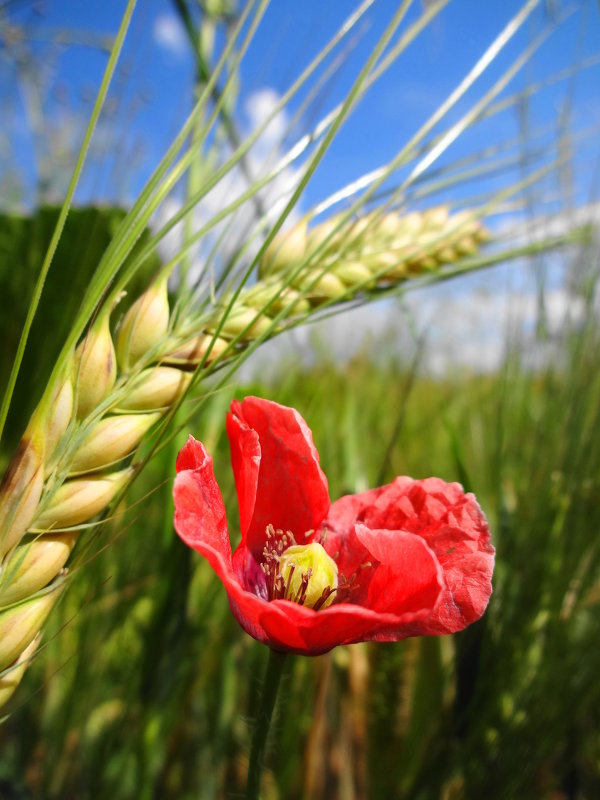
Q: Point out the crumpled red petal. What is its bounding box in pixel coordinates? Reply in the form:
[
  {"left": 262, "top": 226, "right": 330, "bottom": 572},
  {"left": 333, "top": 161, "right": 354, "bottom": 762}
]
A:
[
  {"left": 172, "top": 435, "right": 447, "bottom": 656},
  {"left": 359, "top": 477, "right": 495, "bottom": 633},
  {"left": 320, "top": 488, "right": 387, "bottom": 603},
  {"left": 227, "top": 397, "right": 330, "bottom": 559},
  {"left": 354, "top": 524, "right": 443, "bottom": 615}
]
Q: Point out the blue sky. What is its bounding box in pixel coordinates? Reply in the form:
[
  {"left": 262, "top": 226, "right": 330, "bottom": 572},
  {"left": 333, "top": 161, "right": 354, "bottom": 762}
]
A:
[
  {"left": 3, "top": 0, "right": 599, "bottom": 211},
  {"left": 2, "top": 1, "right": 599, "bottom": 374}
]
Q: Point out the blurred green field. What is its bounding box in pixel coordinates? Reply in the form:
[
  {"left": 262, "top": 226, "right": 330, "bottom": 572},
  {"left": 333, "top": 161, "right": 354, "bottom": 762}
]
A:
[{"left": 1, "top": 260, "right": 599, "bottom": 799}]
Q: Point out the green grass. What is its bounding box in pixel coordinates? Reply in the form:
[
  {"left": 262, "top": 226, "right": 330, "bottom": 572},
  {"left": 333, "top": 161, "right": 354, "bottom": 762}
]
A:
[{"left": 1, "top": 259, "right": 598, "bottom": 799}]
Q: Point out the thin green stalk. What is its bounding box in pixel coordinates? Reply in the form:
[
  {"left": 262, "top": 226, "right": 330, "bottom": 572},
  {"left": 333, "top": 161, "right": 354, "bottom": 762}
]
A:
[
  {"left": 176, "top": 2, "right": 215, "bottom": 293},
  {"left": 313, "top": 0, "right": 546, "bottom": 219},
  {"left": 38, "top": 0, "right": 260, "bottom": 404},
  {"left": 246, "top": 649, "right": 288, "bottom": 800},
  {"left": 94, "top": 0, "right": 377, "bottom": 318},
  {"left": 0, "top": 0, "right": 137, "bottom": 443},
  {"left": 107, "top": 0, "right": 380, "bottom": 307},
  {"left": 172, "top": 0, "right": 267, "bottom": 223},
  {"left": 202, "top": 2, "right": 411, "bottom": 358},
  {"left": 100, "top": 0, "right": 269, "bottom": 309},
  {"left": 101, "top": 0, "right": 374, "bottom": 298}
]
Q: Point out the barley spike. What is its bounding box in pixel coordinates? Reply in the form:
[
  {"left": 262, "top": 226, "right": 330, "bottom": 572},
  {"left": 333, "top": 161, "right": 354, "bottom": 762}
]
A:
[{"left": 0, "top": 205, "right": 488, "bottom": 709}]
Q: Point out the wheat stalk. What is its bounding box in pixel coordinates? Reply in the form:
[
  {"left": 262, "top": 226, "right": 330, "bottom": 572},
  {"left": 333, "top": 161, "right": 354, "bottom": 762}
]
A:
[{"left": 0, "top": 204, "right": 489, "bottom": 707}]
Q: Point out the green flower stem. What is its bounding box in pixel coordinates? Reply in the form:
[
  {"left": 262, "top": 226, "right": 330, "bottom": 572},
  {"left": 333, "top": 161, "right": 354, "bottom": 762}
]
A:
[{"left": 246, "top": 648, "right": 288, "bottom": 800}]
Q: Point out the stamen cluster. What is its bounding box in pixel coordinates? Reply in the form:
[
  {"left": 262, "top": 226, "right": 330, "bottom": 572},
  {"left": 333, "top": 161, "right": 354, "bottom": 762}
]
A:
[
  {"left": 261, "top": 524, "right": 298, "bottom": 600},
  {"left": 260, "top": 525, "right": 337, "bottom": 610}
]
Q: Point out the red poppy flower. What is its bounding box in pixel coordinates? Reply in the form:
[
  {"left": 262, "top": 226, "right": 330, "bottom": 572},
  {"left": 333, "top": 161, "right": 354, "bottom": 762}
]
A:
[{"left": 173, "top": 396, "right": 494, "bottom": 655}]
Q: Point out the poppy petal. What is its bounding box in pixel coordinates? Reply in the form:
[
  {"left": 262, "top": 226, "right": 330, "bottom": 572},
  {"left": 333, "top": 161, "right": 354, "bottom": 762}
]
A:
[
  {"left": 354, "top": 524, "right": 443, "bottom": 615},
  {"left": 225, "top": 411, "right": 261, "bottom": 547},
  {"left": 227, "top": 397, "right": 330, "bottom": 558},
  {"left": 321, "top": 488, "right": 388, "bottom": 596},
  {"left": 173, "top": 436, "right": 232, "bottom": 579},
  {"left": 361, "top": 477, "right": 494, "bottom": 632},
  {"left": 174, "top": 410, "right": 494, "bottom": 654},
  {"left": 257, "top": 598, "right": 434, "bottom": 655}
]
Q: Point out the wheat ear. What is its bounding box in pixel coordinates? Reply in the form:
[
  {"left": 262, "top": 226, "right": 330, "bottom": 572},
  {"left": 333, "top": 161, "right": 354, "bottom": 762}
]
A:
[{"left": 0, "top": 205, "right": 487, "bottom": 708}]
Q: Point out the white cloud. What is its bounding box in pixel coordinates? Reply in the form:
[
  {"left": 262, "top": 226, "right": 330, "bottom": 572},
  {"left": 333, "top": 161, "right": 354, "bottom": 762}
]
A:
[
  {"left": 497, "top": 203, "right": 600, "bottom": 245},
  {"left": 154, "top": 87, "right": 302, "bottom": 287},
  {"left": 239, "top": 279, "right": 591, "bottom": 381},
  {"left": 153, "top": 14, "right": 187, "bottom": 57},
  {"left": 244, "top": 88, "right": 289, "bottom": 152},
  {"left": 406, "top": 284, "right": 587, "bottom": 376}
]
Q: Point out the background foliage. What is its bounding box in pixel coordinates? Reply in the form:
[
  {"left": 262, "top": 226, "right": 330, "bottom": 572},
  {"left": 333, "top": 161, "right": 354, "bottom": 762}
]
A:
[
  {"left": 1, "top": 257, "right": 599, "bottom": 798},
  {"left": 1, "top": 1, "right": 599, "bottom": 798},
  {"left": 0, "top": 208, "right": 160, "bottom": 456}
]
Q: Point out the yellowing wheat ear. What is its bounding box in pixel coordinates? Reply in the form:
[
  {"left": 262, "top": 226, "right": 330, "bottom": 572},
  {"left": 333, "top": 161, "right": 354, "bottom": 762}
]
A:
[
  {"left": 0, "top": 424, "right": 45, "bottom": 559},
  {"left": 0, "top": 204, "right": 487, "bottom": 708},
  {"left": 116, "top": 277, "right": 170, "bottom": 371}
]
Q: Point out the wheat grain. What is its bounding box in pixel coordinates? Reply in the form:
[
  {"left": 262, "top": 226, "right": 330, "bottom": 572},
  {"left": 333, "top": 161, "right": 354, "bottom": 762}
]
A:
[{"left": 0, "top": 205, "right": 487, "bottom": 707}]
